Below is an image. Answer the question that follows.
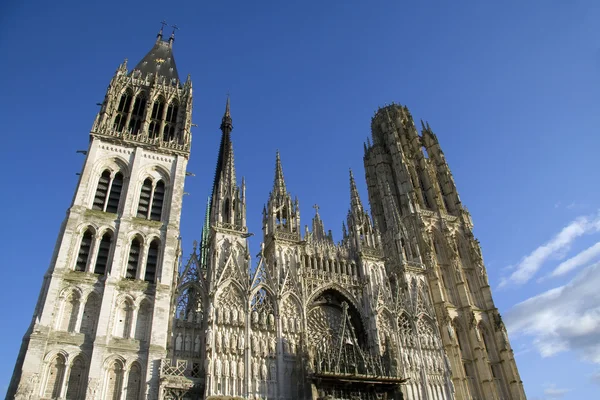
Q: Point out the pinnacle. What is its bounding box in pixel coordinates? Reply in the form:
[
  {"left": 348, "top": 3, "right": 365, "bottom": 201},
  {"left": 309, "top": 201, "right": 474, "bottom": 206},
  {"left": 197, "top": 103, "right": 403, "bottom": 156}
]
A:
[
  {"left": 272, "top": 151, "right": 287, "bottom": 197},
  {"left": 349, "top": 169, "right": 363, "bottom": 213}
]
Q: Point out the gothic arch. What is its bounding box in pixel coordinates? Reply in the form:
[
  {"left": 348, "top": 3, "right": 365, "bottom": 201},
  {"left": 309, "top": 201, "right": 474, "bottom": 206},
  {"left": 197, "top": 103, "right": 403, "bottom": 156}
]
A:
[
  {"left": 215, "top": 279, "right": 246, "bottom": 304},
  {"left": 135, "top": 164, "right": 171, "bottom": 186},
  {"left": 90, "top": 156, "right": 130, "bottom": 181},
  {"left": 75, "top": 223, "right": 98, "bottom": 236},
  {"left": 250, "top": 283, "right": 277, "bottom": 301},
  {"left": 307, "top": 282, "right": 361, "bottom": 314},
  {"left": 42, "top": 353, "right": 67, "bottom": 399}
]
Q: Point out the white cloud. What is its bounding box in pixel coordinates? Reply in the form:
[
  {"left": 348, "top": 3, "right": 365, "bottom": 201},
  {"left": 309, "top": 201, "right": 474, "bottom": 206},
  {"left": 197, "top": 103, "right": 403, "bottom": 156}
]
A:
[
  {"left": 543, "top": 383, "right": 570, "bottom": 398},
  {"left": 505, "top": 262, "right": 600, "bottom": 363},
  {"left": 500, "top": 211, "right": 600, "bottom": 287},
  {"left": 548, "top": 242, "right": 600, "bottom": 278},
  {"left": 591, "top": 370, "right": 600, "bottom": 385}
]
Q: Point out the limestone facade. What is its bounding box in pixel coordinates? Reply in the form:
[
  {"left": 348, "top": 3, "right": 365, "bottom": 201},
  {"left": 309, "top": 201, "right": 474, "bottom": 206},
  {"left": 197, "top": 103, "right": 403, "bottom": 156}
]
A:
[{"left": 9, "top": 31, "right": 526, "bottom": 400}]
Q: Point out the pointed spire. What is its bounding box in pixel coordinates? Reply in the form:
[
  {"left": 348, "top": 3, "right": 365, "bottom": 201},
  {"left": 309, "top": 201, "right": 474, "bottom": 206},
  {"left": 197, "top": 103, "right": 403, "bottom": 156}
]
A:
[
  {"left": 221, "top": 95, "right": 233, "bottom": 133},
  {"left": 272, "top": 151, "right": 287, "bottom": 197},
  {"left": 349, "top": 169, "right": 364, "bottom": 214}
]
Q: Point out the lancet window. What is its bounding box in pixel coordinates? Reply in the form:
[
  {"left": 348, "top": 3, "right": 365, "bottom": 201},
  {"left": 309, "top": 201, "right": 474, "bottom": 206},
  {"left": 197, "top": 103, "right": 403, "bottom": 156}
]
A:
[
  {"left": 93, "top": 169, "right": 123, "bottom": 214},
  {"left": 126, "top": 237, "right": 142, "bottom": 279},
  {"left": 43, "top": 354, "right": 66, "bottom": 398},
  {"left": 94, "top": 231, "right": 112, "bottom": 275},
  {"left": 148, "top": 98, "right": 165, "bottom": 138},
  {"left": 105, "top": 360, "right": 124, "bottom": 400},
  {"left": 125, "top": 363, "right": 142, "bottom": 400},
  {"left": 137, "top": 178, "right": 165, "bottom": 221},
  {"left": 134, "top": 301, "right": 152, "bottom": 341},
  {"left": 144, "top": 239, "right": 160, "bottom": 282},
  {"left": 128, "top": 93, "right": 147, "bottom": 135},
  {"left": 75, "top": 229, "right": 93, "bottom": 272},
  {"left": 163, "top": 101, "right": 178, "bottom": 142},
  {"left": 60, "top": 291, "right": 80, "bottom": 332},
  {"left": 114, "top": 300, "right": 134, "bottom": 338},
  {"left": 113, "top": 90, "right": 132, "bottom": 132},
  {"left": 65, "top": 356, "right": 86, "bottom": 399},
  {"left": 79, "top": 293, "right": 100, "bottom": 336}
]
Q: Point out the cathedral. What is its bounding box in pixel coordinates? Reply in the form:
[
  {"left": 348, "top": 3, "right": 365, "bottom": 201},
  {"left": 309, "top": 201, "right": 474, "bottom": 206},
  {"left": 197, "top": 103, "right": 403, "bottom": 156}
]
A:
[{"left": 8, "top": 28, "right": 526, "bottom": 400}]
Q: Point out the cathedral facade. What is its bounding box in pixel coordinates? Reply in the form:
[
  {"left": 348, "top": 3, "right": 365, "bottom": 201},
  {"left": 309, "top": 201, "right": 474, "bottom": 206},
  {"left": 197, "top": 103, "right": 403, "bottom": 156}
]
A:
[{"left": 9, "top": 31, "right": 526, "bottom": 400}]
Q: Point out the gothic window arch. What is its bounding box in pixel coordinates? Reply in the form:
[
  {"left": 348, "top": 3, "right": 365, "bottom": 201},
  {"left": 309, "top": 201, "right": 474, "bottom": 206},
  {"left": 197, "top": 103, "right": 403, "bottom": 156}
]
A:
[
  {"left": 93, "top": 169, "right": 124, "bottom": 214},
  {"left": 105, "top": 360, "right": 125, "bottom": 400},
  {"left": 60, "top": 291, "right": 81, "bottom": 332},
  {"left": 126, "top": 236, "right": 142, "bottom": 279},
  {"left": 144, "top": 239, "right": 160, "bottom": 282},
  {"left": 128, "top": 92, "right": 147, "bottom": 135},
  {"left": 114, "top": 299, "right": 134, "bottom": 338},
  {"left": 94, "top": 231, "right": 113, "bottom": 275},
  {"left": 114, "top": 90, "right": 133, "bottom": 132},
  {"left": 80, "top": 292, "right": 100, "bottom": 336},
  {"left": 148, "top": 97, "right": 165, "bottom": 138},
  {"left": 125, "top": 362, "right": 142, "bottom": 400},
  {"left": 163, "top": 100, "right": 178, "bottom": 142},
  {"left": 136, "top": 177, "right": 165, "bottom": 221},
  {"left": 43, "top": 354, "right": 66, "bottom": 398},
  {"left": 65, "top": 355, "right": 87, "bottom": 399},
  {"left": 134, "top": 300, "right": 152, "bottom": 341},
  {"left": 75, "top": 228, "right": 93, "bottom": 272}
]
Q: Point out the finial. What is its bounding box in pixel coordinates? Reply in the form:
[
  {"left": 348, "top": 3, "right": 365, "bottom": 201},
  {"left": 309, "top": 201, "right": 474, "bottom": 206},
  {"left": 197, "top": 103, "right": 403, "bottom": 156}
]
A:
[
  {"left": 158, "top": 20, "right": 167, "bottom": 40},
  {"left": 225, "top": 93, "right": 231, "bottom": 118},
  {"left": 313, "top": 204, "right": 320, "bottom": 215},
  {"left": 272, "top": 150, "right": 287, "bottom": 196},
  {"left": 169, "top": 24, "right": 179, "bottom": 44}
]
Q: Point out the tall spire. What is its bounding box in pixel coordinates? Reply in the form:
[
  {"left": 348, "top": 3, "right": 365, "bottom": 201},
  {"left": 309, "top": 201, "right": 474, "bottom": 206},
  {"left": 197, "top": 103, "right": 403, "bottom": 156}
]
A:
[
  {"left": 272, "top": 151, "right": 287, "bottom": 197},
  {"left": 349, "top": 169, "right": 364, "bottom": 214},
  {"left": 212, "top": 96, "right": 236, "bottom": 195},
  {"left": 132, "top": 27, "right": 179, "bottom": 81}
]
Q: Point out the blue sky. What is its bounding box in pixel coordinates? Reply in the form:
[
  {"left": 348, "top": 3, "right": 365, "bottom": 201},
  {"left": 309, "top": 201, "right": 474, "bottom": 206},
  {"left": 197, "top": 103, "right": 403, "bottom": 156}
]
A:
[{"left": 1, "top": 1, "right": 599, "bottom": 398}]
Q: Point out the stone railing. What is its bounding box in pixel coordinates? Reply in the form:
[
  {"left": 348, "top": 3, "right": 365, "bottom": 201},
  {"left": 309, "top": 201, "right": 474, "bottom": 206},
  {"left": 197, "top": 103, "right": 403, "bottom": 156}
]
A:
[
  {"left": 161, "top": 359, "right": 188, "bottom": 377},
  {"left": 92, "top": 125, "right": 190, "bottom": 153}
]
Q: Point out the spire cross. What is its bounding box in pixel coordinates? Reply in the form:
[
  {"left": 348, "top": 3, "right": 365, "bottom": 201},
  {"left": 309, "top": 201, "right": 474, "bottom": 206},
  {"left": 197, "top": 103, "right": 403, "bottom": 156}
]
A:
[
  {"left": 171, "top": 24, "right": 179, "bottom": 35},
  {"left": 160, "top": 20, "right": 168, "bottom": 31},
  {"left": 313, "top": 204, "right": 320, "bottom": 214}
]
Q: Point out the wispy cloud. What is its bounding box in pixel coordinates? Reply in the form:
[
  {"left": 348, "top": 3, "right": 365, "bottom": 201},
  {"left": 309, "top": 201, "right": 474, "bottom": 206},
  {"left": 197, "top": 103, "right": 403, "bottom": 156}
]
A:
[
  {"left": 591, "top": 370, "right": 600, "bottom": 385},
  {"left": 548, "top": 242, "right": 600, "bottom": 278},
  {"left": 543, "top": 383, "right": 570, "bottom": 398},
  {"left": 500, "top": 211, "right": 600, "bottom": 287},
  {"left": 505, "top": 262, "right": 600, "bottom": 364}
]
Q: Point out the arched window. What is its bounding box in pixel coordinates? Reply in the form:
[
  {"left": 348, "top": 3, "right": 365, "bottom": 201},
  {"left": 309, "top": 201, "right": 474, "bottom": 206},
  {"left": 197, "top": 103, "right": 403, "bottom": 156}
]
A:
[
  {"left": 223, "top": 198, "right": 231, "bottom": 223},
  {"left": 115, "top": 300, "right": 133, "bottom": 338},
  {"left": 126, "top": 238, "right": 141, "bottom": 279},
  {"left": 75, "top": 229, "right": 93, "bottom": 272},
  {"left": 125, "top": 363, "right": 142, "bottom": 400},
  {"left": 150, "top": 181, "right": 164, "bottom": 221},
  {"left": 148, "top": 98, "right": 165, "bottom": 139},
  {"left": 128, "top": 93, "right": 147, "bottom": 135},
  {"left": 135, "top": 302, "right": 152, "bottom": 341},
  {"left": 94, "top": 232, "right": 112, "bottom": 275},
  {"left": 65, "top": 356, "right": 86, "bottom": 399},
  {"left": 137, "top": 178, "right": 166, "bottom": 221},
  {"left": 44, "top": 354, "right": 66, "bottom": 398},
  {"left": 144, "top": 239, "right": 159, "bottom": 282},
  {"left": 114, "top": 91, "right": 132, "bottom": 132},
  {"left": 60, "top": 291, "right": 80, "bottom": 332},
  {"left": 163, "top": 102, "right": 178, "bottom": 142},
  {"left": 106, "top": 360, "right": 124, "bottom": 400},
  {"left": 93, "top": 170, "right": 124, "bottom": 214},
  {"left": 93, "top": 170, "right": 111, "bottom": 210},
  {"left": 80, "top": 293, "right": 100, "bottom": 336}
]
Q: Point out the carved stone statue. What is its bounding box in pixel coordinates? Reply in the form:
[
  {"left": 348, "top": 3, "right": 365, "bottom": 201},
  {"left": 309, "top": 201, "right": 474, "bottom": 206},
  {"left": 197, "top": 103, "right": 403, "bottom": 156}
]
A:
[
  {"left": 206, "top": 358, "right": 212, "bottom": 375},
  {"left": 261, "top": 359, "right": 268, "bottom": 380},
  {"left": 252, "top": 358, "right": 259, "bottom": 379},
  {"left": 252, "top": 310, "right": 259, "bottom": 324},
  {"left": 206, "top": 327, "right": 213, "bottom": 349},
  {"left": 232, "top": 308, "right": 239, "bottom": 325},
  {"left": 175, "top": 333, "right": 183, "bottom": 351},
  {"left": 224, "top": 355, "right": 230, "bottom": 377},
  {"left": 194, "top": 335, "right": 201, "bottom": 353},
  {"left": 238, "top": 333, "right": 245, "bottom": 350},
  {"left": 238, "top": 359, "right": 245, "bottom": 379},
  {"left": 216, "top": 357, "right": 222, "bottom": 376},
  {"left": 184, "top": 334, "right": 192, "bottom": 351},
  {"left": 231, "top": 358, "right": 237, "bottom": 378},
  {"left": 268, "top": 313, "right": 275, "bottom": 328}
]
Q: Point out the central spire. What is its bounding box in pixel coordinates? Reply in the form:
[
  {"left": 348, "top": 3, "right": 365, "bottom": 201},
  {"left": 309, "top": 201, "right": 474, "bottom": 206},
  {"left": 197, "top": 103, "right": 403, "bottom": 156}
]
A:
[
  {"left": 272, "top": 151, "right": 287, "bottom": 197},
  {"left": 212, "top": 96, "right": 236, "bottom": 195}
]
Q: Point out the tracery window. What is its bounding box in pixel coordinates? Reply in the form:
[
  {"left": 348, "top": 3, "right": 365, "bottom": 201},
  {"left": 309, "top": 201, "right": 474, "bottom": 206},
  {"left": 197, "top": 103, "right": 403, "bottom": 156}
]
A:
[
  {"left": 93, "top": 169, "right": 123, "bottom": 213},
  {"left": 126, "top": 237, "right": 142, "bottom": 279},
  {"left": 163, "top": 101, "right": 178, "bottom": 142},
  {"left": 43, "top": 354, "right": 66, "bottom": 398},
  {"left": 128, "top": 93, "right": 147, "bottom": 135},
  {"left": 148, "top": 97, "right": 165, "bottom": 139},
  {"left": 75, "top": 229, "right": 93, "bottom": 272},
  {"left": 137, "top": 178, "right": 165, "bottom": 221},
  {"left": 113, "top": 90, "right": 132, "bottom": 132}
]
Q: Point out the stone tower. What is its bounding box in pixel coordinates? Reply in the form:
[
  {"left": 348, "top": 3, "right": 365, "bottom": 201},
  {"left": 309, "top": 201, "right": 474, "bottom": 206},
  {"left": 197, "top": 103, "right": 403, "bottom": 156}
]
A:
[
  {"left": 8, "top": 28, "right": 192, "bottom": 400},
  {"left": 364, "top": 104, "right": 526, "bottom": 399}
]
